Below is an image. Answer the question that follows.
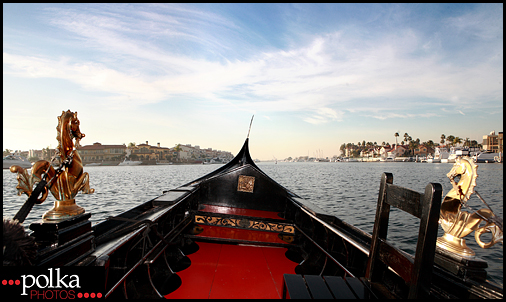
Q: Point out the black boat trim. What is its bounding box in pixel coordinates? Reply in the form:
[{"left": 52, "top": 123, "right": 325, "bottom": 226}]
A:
[
  {"left": 102, "top": 214, "right": 193, "bottom": 298},
  {"left": 295, "top": 224, "right": 356, "bottom": 278},
  {"left": 298, "top": 206, "right": 370, "bottom": 256}
]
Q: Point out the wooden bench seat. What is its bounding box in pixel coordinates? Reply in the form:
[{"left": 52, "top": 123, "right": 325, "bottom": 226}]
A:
[
  {"left": 365, "top": 173, "right": 442, "bottom": 298},
  {"left": 283, "top": 172, "right": 443, "bottom": 299},
  {"left": 282, "top": 274, "right": 375, "bottom": 299}
]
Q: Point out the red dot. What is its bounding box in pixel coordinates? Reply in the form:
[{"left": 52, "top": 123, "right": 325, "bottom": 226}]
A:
[
  {"left": 2, "top": 280, "right": 7, "bottom": 285},
  {"left": 97, "top": 293, "right": 102, "bottom": 298},
  {"left": 15, "top": 280, "right": 20, "bottom": 285},
  {"left": 8, "top": 280, "right": 13, "bottom": 285},
  {"left": 90, "top": 293, "right": 95, "bottom": 298},
  {"left": 78, "top": 293, "right": 83, "bottom": 298},
  {"left": 84, "top": 293, "right": 89, "bottom": 298}
]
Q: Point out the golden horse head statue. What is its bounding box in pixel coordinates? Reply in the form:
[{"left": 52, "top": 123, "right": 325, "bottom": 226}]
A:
[
  {"left": 10, "top": 110, "right": 94, "bottom": 221},
  {"left": 437, "top": 156, "right": 503, "bottom": 257},
  {"left": 57, "top": 110, "right": 84, "bottom": 155}
]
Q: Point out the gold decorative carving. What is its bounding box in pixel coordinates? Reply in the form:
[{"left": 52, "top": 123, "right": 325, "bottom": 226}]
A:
[
  {"left": 195, "top": 214, "right": 294, "bottom": 234},
  {"left": 278, "top": 234, "right": 294, "bottom": 244},
  {"left": 237, "top": 175, "right": 255, "bottom": 193},
  {"left": 10, "top": 165, "right": 48, "bottom": 204},
  {"left": 437, "top": 156, "right": 503, "bottom": 257},
  {"left": 11, "top": 110, "right": 94, "bottom": 221}
]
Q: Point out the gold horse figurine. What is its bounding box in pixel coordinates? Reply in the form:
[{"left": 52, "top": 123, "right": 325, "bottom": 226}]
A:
[
  {"left": 10, "top": 110, "right": 94, "bottom": 221},
  {"left": 437, "top": 156, "right": 503, "bottom": 257}
]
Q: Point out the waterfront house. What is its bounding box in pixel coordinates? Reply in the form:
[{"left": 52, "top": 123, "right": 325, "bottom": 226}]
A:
[
  {"left": 393, "top": 145, "right": 409, "bottom": 157},
  {"left": 129, "top": 141, "right": 172, "bottom": 162},
  {"left": 360, "top": 148, "right": 379, "bottom": 158},
  {"left": 344, "top": 145, "right": 360, "bottom": 157},
  {"left": 380, "top": 144, "right": 408, "bottom": 158},
  {"left": 482, "top": 131, "right": 503, "bottom": 153},
  {"left": 414, "top": 144, "right": 435, "bottom": 157},
  {"left": 28, "top": 148, "right": 58, "bottom": 162},
  {"left": 174, "top": 144, "right": 233, "bottom": 162},
  {"left": 79, "top": 143, "right": 126, "bottom": 164}
]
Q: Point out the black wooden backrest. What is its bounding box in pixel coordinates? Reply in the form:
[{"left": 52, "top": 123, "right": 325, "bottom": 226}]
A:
[{"left": 365, "top": 172, "right": 442, "bottom": 298}]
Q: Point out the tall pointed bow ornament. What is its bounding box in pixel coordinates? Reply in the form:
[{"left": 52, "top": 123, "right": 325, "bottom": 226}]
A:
[
  {"left": 11, "top": 110, "right": 94, "bottom": 222},
  {"left": 437, "top": 156, "right": 503, "bottom": 257}
]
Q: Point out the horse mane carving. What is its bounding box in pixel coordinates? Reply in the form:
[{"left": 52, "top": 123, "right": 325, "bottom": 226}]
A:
[{"left": 11, "top": 110, "right": 94, "bottom": 221}]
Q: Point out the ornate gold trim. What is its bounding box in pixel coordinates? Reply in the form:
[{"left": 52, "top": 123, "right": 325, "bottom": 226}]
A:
[{"left": 195, "top": 214, "right": 294, "bottom": 234}]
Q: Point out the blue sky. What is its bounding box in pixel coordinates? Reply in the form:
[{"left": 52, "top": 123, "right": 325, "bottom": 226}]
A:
[{"left": 3, "top": 3, "right": 503, "bottom": 160}]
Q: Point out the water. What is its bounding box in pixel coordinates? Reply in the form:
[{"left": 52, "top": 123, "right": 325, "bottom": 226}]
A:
[{"left": 3, "top": 161, "right": 503, "bottom": 285}]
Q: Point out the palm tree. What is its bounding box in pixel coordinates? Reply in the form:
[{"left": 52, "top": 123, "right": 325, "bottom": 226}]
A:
[
  {"left": 346, "top": 143, "right": 353, "bottom": 155},
  {"left": 340, "top": 143, "right": 349, "bottom": 157},
  {"left": 469, "top": 140, "right": 481, "bottom": 148},
  {"left": 440, "top": 134, "right": 446, "bottom": 146},
  {"left": 446, "top": 135, "right": 455, "bottom": 147},
  {"left": 408, "top": 138, "right": 420, "bottom": 156},
  {"left": 406, "top": 136, "right": 413, "bottom": 155},
  {"left": 453, "top": 137, "right": 462, "bottom": 147},
  {"left": 174, "top": 144, "right": 182, "bottom": 162},
  {"left": 339, "top": 143, "right": 346, "bottom": 155},
  {"left": 403, "top": 133, "right": 410, "bottom": 146},
  {"left": 394, "top": 132, "right": 399, "bottom": 147},
  {"left": 424, "top": 140, "right": 435, "bottom": 150}
]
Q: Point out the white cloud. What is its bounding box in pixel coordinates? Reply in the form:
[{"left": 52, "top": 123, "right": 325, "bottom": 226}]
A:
[
  {"left": 303, "top": 107, "right": 344, "bottom": 124},
  {"left": 3, "top": 4, "right": 503, "bottom": 126}
]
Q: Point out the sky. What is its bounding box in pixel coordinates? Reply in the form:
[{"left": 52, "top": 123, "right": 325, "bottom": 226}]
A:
[{"left": 3, "top": 3, "right": 503, "bottom": 160}]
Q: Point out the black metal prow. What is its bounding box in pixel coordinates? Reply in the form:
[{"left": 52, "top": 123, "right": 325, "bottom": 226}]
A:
[{"left": 247, "top": 115, "right": 254, "bottom": 139}]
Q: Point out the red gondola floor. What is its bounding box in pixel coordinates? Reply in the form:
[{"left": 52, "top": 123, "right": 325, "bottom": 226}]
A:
[{"left": 165, "top": 241, "right": 298, "bottom": 299}]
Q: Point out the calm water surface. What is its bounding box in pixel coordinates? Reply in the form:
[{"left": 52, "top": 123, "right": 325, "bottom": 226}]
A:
[{"left": 3, "top": 161, "right": 503, "bottom": 285}]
